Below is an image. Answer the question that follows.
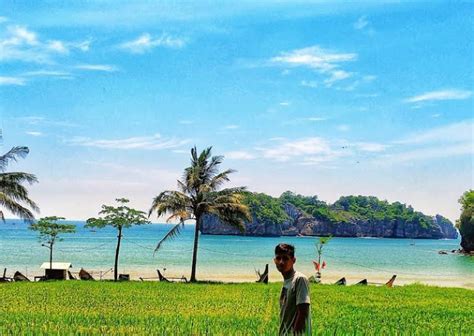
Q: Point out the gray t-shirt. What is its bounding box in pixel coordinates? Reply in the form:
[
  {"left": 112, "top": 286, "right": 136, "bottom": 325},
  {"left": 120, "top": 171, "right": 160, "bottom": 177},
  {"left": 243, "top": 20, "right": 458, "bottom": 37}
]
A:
[{"left": 279, "top": 271, "right": 311, "bottom": 335}]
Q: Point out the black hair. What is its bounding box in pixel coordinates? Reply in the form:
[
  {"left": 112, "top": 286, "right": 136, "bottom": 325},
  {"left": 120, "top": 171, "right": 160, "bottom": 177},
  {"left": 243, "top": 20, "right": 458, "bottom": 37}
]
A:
[{"left": 275, "top": 243, "right": 295, "bottom": 257}]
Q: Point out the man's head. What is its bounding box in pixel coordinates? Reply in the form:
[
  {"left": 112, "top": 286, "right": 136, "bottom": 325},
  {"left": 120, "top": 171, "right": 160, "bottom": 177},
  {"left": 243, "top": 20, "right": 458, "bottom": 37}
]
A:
[{"left": 274, "top": 243, "right": 296, "bottom": 274}]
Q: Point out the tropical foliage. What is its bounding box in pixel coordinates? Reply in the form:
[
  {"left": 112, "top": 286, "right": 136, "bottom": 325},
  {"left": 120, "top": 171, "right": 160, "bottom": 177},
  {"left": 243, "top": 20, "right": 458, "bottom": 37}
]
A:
[
  {"left": 86, "top": 198, "right": 150, "bottom": 281},
  {"left": 457, "top": 190, "right": 474, "bottom": 253},
  {"left": 0, "top": 282, "right": 472, "bottom": 335},
  {"left": 245, "top": 191, "right": 439, "bottom": 228},
  {"left": 29, "top": 216, "right": 76, "bottom": 270},
  {"left": 0, "top": 146, "right": 39, "bottom": 221},
  {"left": 149, "top": 146, "right": 251, "bottom": 282}
]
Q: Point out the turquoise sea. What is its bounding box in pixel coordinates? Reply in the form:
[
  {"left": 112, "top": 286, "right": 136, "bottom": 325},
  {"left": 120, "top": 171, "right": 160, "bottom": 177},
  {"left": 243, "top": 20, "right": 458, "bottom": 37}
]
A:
[{"left": 1, "top": 220, "right": 473, "bottom": 287}]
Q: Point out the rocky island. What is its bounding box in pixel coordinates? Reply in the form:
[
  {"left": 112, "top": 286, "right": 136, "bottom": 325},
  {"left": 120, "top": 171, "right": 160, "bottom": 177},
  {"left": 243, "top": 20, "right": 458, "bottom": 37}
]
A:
[{"left": 201, "top": 191, "right": 458, "bottom": 239}]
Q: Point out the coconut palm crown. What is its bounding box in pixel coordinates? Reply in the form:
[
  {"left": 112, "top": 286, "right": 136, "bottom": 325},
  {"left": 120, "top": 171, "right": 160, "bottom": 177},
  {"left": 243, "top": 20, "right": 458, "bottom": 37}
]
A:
[
  {"left": 0, "top": 146, "right": 39, "bottom": 221},
  {"left": 149, "top": 146, "right": 251, "bottom": 282}
]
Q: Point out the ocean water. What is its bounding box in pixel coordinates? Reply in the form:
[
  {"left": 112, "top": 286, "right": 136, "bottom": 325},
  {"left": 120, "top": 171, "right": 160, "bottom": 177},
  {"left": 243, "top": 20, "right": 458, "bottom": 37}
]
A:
[{"left": 1, "top": 220, "right": 473, "bottom": 286}]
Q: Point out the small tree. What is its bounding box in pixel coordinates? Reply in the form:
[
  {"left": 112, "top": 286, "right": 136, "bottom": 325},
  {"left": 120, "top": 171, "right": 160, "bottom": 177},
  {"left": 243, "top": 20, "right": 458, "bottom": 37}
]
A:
[
  {"left": 457, "top": 190, "right": 474, "bottom": 253},
  {"left": 86, "top": 198, "right": 150, "bottom": 281},
  {"left": 29, "top": 216, "right": 76, "bottom": 271},
  {"left": 312, "top": 236, "right": 332, "bottom": 283}
]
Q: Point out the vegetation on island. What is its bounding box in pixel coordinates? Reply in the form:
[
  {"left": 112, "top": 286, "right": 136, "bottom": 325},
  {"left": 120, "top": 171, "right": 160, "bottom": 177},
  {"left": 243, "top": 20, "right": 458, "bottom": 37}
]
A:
[
  {"left": 0, "top": 282, "right": 472, "bottom": 335},
  {"left": 149, "top": 146, "right": 251, "bottom": 282},
  {"left": 86, "top": 198, "right": 150, "bottom": 281},
  {"left": 243, "top": 191, "right": 441, "bottom": 228},
  {"left": 0, "top": 146, "right": 39, "bottom": 221},
  {"left": 457, "top": 190, "right": 474, "bottom": 253},
  {"left": 29, "top": 216, "right": 76, "bottom": 270}
]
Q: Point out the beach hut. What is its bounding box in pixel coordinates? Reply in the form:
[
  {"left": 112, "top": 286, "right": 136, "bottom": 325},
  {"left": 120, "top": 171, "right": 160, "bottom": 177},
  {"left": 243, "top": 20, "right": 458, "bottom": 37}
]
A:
[{"left": 40, "top": 262, "right": 72, "bottom": 280}]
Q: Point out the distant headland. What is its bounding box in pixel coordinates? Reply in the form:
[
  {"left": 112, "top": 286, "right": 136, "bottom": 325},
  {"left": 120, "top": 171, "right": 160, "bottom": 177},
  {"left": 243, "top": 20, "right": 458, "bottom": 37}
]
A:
[{"left": 201, "top": 191, "right": 458, "bottom": 239}]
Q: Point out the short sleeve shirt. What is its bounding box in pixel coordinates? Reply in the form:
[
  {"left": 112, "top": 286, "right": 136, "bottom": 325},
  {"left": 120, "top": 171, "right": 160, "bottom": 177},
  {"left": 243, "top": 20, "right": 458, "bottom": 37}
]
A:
[{"left": 279, "top": 271, "right": 311, "bottom": 335}]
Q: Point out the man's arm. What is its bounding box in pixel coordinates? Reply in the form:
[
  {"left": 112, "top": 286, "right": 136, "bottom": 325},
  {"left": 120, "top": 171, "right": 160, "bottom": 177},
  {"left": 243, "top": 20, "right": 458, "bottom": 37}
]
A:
[{"left": 293, "top": 303, "right": 309, "bottom": 333}]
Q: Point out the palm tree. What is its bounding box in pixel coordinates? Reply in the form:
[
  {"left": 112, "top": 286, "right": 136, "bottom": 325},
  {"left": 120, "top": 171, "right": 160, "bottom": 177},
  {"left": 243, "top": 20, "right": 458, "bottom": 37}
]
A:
[
  {"left": 149, "top": 146, "right": 251, "bottom": 282},
  {"left": 0, "top": 146, "right": 39, "bottom": 221}
]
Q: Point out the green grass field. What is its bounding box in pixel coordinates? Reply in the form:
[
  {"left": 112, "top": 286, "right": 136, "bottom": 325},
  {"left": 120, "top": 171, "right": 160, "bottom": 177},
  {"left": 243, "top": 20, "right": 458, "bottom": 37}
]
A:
[{"left": 0, "top": 281, "right": 472, "bottom": 335}]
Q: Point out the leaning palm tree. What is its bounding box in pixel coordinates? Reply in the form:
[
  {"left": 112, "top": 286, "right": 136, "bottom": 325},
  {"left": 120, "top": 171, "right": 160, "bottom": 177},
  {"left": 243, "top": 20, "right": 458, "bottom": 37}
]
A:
[
  {"left": 0, "top": 146, "right": 39, "bottom": 221},
  {"left": 149, "top": 146, "right": 251, "bottom": 282}
]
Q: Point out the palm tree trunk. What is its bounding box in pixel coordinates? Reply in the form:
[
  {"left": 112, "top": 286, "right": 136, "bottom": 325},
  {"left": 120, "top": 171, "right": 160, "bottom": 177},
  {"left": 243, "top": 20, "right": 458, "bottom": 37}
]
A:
[
  {"left": 49, "top": 243, "right": 53, "bottom": 270},
  {"left": 190, "top": 216, "right": 200, "bottom": 282},
  {"left": 114, "top": 226, "right": 122, "bottom": 281}
]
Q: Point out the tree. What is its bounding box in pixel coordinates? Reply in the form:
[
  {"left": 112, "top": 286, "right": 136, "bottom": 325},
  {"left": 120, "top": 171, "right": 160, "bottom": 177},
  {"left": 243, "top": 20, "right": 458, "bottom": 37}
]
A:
[
  {"left": 457, "top": 190, "right": 474, "bottom": 253},
  {"left": 86, "top": 198, "right": 150, "bottom": 281},
  {"left": 311, "top": 236, "right": 332, "bottom": 283},
  {"left": 29, "top": 216, "right": 76, "bottom": 271},
  {"left": 149, "top": 146, "right": 251, "bottom": 282},
  {"left": 0, "top": 146, "right": 39, "bottom": 221}
]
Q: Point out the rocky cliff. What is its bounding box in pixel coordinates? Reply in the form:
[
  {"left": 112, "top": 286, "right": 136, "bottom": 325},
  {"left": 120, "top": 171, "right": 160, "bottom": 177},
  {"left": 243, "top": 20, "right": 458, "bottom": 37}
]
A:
[{"left": 201, "top": 203, "right": 458, "bottom": 239}]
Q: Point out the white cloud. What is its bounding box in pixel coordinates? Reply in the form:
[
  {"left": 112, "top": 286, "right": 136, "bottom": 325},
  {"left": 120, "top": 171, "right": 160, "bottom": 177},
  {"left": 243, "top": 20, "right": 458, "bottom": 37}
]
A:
[
  {"left": 380, "top": 143, "right": 473, "bottom": 164},
  {"left": 23, "top": 70, "right": 72, "bottom": 77},
  {"left": 178, "top": 120, "right": 193, "bottom": 125},
  {"left": 405, "top": 89, "right": 472, "bottom": 103},
  {"left": 395, "top": 120, "right": 473, "bottom": 145},
  {"left": 119, "top": 33, "right": 186, "bottom": 54},
  {"left": 75, "top": 64, "right": 117, "bottom": 72},
  {"left": 26, "top": 131, "right": 43, "bottom": 136},
  {"left": 354, "top": 16, "right": 369, "bottom": 30},
  {"left": 270, "top": 45, "right": 356, "bottom": 72},
  {"left": 337, "top": 124, "right": 350, "bottom": 132},
  {"left": 225, "top": 151, "right": 255, "bottom": 160},
  {"left": 0, "top": 24, "right": 90, "bottom": 63},
  {"left": 324, "top": 70, "right": 352, "bottom": 87},
  {"left": 300, "top": 80, "right": 318, "bottom": 88},
  {"left": 279, "top": 101, "right": 291, "bottom": 106},
  {"left": 259, "top": 137, "right": 335, "bottom": 162},
  {"left": 0, "top": 76, "right": 26, "bottom": 85},
  {"left": 223, "top": 124, "right": 239, "bottom": 130},
  {"left": 0, "top": 17, "right": 8, "bottom": 24},
  {"left": 354, "top": 142, "right": 388, "bottom": 152},
  {"left": 68, "top": 134, "right": 190, "bottom": 150}
]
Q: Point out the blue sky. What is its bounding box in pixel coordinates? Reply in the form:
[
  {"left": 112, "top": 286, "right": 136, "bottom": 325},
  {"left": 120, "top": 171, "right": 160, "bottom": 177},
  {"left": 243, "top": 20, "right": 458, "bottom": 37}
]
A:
[{"left": 1, "top": 1, "right": 472, "bottom": 222}]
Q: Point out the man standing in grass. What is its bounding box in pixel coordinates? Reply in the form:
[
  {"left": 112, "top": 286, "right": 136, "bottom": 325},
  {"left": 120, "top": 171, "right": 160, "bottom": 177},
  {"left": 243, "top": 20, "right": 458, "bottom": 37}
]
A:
[{"left": 274, "top": 243, "right": 311, "bottom": 335}]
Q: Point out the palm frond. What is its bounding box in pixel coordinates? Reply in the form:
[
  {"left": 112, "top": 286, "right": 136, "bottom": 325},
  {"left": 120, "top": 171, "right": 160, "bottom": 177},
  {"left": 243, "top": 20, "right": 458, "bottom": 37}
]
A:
[
  {"left": 0, "top": 147, "right": 29, "bottom": 172},
  {"left": 0, "top": 193, "right": 36, "bottom": 222},
  {"left": 148, "top": 190, "right": 191, "bottom": 218},
  {"left": 154, "top": 221, "right": 185, "bottom": 254},
  {"left": 0, "top": 172, "right": 38, "bottom": 185}
]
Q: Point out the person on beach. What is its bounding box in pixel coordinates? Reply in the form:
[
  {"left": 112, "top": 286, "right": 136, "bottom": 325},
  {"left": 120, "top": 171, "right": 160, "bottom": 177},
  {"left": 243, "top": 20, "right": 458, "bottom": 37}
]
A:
[{"left": 274, "top": 243, "right": 311, "bottom": 335}]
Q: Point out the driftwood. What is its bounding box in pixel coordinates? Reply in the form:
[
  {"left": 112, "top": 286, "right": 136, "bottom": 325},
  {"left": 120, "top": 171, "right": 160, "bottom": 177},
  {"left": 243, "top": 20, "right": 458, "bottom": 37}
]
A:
[
  {"left": 79, "top": 268, "right": 94, "bottom": 280},
  {"left": 13, "top": 271, "right": 30, "bottom": 282},
  {"left": 334, "top": 277, "right": 346, "bottom": 286},
  {"left": 256, "top": 264, "right": 269, "bottom": 284}
]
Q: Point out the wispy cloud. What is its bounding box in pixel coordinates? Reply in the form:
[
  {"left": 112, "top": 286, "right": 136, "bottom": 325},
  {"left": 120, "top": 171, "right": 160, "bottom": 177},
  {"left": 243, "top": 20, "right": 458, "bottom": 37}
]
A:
[
  {"left": 225, "top": 151, "right": 255, "bottom": 160},
  {"left": 395, "top": 120, "right": 473, "bottom": 145},
  {"left": 0, "top": 24, "right": 90, "bottom": 63},
  {"left": 75, "top": 64, "right": 117, "bottom": 72},
  {"left": 119, "top": 33, "right": 186, "bottom": 54},
  {"left": 178, "top": 120, "right": 193, "bottom": 125},
  {"left": 354, "top": 142, "right": 388, "bottom": 152},
  {"left": 300, "top": 80, "right": 318, "bottom": 88},
  {"left": 270, "top": 45, "right": 356, "bottom": 72},
  {"left": 68, "top": 134, "right": 190, "bottom": 150},
  {"left": 258, "top": 137, "right": 339, "bottom": 163},
  {"left": 354, "top": 16, "right": 369, "bottom": 30},
  {"left": 353, "top": 15, "right": 375, "bottom": 35},
  {"left": 26, "top": 131, "right": 43, "bottom": 136},
  {"left": 16, "top": 115, "right": 78, "bottom": 128},
  {"left": 337, "top": 124, "right": 350, "bottom": 132},
  {"left": 378, "top": 120, "right": 474, "bottom": 164},
  {"left": 404, "top": 89, "right": 472, "bottom": 103},
  {"left": 0, "top": 76, "right": 26, "bottom": 85},
  {"left": 223, "top": 124, "right": 239, "bottom": 130},
  {"left": 269, "top": 46, "right": 373, "bottom": 90},
  {"left": 279, "top": 101, "right": 291, "bottom": 106}
]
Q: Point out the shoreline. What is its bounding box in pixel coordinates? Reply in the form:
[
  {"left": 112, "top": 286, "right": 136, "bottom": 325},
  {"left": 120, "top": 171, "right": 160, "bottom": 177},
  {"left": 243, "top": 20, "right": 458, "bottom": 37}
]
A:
[{"left": 16, "top": 267, "right": 469, "bottom": 289}]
